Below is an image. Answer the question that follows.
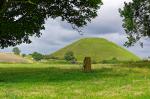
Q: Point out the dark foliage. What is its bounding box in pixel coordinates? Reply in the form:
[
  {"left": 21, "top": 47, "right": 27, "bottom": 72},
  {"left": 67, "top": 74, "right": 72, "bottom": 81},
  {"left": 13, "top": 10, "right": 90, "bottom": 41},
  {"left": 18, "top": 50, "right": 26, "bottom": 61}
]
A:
[
  {"left": 119, "top": 0, "right": 150, "bottom": 47},
  {"left": 31, "top": 52, "right": 43, "bottom": 61},
  {"left": 64, "top": 51, "right": 76, "bottom": 63},
  {"left": 0, "top": 0, "right": 102, "bottom": 48},
  {"left": 12, "top": 47, "right": 21, "bottom": 55}
]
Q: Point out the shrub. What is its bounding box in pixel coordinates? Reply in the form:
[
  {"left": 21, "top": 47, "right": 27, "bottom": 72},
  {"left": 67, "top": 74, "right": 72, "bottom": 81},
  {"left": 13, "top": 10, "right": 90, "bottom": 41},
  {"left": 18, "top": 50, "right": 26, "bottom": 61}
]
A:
[
  {"left": 64, "top": 51, "right": 77, "bottom": 63},
  {"left": 31, "top": 52, "right": 43, "bottom": 61},
  {"left": 12, "top": 47, "right": 21, "bottom": 55}
]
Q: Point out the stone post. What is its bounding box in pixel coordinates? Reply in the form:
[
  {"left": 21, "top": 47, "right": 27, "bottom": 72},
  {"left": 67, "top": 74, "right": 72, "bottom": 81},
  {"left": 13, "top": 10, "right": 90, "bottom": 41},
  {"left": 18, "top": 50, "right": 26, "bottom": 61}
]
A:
[{"left": 83, "top": 57, "right": 91, "bottom": 72}]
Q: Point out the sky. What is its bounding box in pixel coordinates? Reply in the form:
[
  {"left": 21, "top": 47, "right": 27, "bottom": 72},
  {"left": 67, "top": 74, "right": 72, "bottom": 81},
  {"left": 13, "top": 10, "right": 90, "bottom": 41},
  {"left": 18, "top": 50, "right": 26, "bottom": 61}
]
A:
[{"left": 0, "top": 0, "right": 150, "bottom": 58}]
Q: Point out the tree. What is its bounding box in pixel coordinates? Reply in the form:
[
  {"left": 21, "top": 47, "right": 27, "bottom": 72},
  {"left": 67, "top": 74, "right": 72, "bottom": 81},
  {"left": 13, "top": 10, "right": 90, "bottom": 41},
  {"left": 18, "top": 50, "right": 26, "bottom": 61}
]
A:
[
  {"left": 12, "top": 47, "right": 21, "bottom": 55},
  {"left": 119, "top": 0, "right": 150, "bottom": 47},
  {"left": 0, "top": 0, "right": 102, "bottom": 48},
  {"left": 31, "top": 52, "right": 43, "bottom": 61},
  {"left": 64, "top": 51, "right": 76, "bottom": 63}
]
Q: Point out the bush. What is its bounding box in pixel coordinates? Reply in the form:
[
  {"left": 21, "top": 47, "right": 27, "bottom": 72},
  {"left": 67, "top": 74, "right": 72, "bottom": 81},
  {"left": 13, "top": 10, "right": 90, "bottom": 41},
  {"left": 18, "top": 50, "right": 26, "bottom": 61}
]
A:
[
  {"left": 64, "top": 51, "right": 77, "bottom": 64},
  {"left": 31, "top": 52, "right": 43, "bottom": 61},
  {"left": 12, "top": 47, "right": 21, "bottom": 55}
]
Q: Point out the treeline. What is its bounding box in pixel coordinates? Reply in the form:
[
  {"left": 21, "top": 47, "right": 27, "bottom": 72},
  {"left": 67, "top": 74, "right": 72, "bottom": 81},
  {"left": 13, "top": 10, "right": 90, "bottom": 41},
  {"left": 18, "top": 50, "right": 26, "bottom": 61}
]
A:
[
  {"left": 12, "top": 47, "right": 150, "bottom": 64},
  {"left": 30, "top": 51, "right": 77, "bottom": 64}
]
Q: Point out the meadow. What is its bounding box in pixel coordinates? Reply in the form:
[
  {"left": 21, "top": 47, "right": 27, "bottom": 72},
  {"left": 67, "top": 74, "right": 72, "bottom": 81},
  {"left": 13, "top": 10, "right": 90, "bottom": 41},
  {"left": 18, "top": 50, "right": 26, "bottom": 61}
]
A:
[{"left": 0, "top": 63, "right": 150, "bottom": 99}]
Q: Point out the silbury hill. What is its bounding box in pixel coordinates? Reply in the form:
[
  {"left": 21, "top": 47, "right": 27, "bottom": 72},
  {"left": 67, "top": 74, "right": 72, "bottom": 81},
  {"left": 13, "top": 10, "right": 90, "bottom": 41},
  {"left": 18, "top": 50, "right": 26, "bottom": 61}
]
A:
[{"left": 50, "top": 38, "right": 140, "bottom": 62}]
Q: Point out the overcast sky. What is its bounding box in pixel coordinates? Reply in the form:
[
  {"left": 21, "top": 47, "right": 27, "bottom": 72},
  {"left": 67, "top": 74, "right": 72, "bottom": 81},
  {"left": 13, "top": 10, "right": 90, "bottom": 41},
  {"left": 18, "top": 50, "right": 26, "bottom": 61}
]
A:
[{"left": 0, "top": 0, "right": 150, "bottom": 58}]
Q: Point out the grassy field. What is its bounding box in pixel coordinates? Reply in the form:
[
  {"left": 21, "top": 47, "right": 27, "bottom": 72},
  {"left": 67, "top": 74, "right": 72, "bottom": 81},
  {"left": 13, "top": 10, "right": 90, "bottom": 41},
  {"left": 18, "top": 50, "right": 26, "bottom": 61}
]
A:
[
  {"left": 0, "top": 63, "right": 150, "bottom": 99},
  {"left": 0, "top": 53, "right": 30, "bottom": 63},
  {"left": 51, "top": 38, "right": 140, "bottom": 62}
]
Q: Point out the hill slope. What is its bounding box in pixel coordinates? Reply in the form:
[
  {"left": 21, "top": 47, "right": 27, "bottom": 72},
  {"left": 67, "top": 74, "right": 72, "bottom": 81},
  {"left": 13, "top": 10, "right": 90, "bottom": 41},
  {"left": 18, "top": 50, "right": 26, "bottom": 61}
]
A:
[
  {"left": 0, "top": 53, "right": 29, "bottom": 63},
  {"left": 50, "top": 38, "right": 140, "bottom": 62}
]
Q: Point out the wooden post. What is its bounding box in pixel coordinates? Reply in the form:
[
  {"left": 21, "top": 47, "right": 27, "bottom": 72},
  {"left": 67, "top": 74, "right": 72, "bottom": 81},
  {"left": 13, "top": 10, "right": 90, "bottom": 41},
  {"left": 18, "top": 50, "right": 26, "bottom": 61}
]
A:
[{"left": 83, "top": 57, "right": 91, "bottom": 72}]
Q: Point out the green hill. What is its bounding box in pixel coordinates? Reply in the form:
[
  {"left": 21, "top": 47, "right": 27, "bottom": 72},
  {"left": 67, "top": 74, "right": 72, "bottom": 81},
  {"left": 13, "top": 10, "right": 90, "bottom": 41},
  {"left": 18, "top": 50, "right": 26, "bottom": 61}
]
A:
[{"left": 50, "top": 38, "right": 140, "bottom": 62}]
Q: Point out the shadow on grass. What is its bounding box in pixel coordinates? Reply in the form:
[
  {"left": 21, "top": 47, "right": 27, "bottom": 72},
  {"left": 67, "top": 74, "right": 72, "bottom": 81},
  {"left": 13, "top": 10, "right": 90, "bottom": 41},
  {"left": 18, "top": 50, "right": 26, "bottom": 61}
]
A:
[{"left": 0, "top": 67, "right": 128, "bottom": 83}]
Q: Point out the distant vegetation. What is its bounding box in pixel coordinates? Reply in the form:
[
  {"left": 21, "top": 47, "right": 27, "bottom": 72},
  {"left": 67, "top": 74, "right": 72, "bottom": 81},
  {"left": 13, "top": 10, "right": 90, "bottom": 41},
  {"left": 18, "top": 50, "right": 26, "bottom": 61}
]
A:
[
  {"left": 50, "top": 38, "right": 140, "bottom": 62},
  {"left": 31, "top": 52, "right": 44, "bottom": 61},
  {"left": 12, "top": 47, "right": 21, "bottom": 55},
  {"left": 0, "top": 38, "right": 144, "bottom": 64},
  {"left": 64, "top": 51, "right": 77, "bottom": 64}
]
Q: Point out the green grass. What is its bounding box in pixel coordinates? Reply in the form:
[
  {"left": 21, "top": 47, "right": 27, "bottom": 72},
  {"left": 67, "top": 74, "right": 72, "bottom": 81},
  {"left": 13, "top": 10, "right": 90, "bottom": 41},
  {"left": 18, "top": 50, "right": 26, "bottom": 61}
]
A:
[
  {"left": 50, "top": 38, "right": 140, "bottom": 62},
  {"left": 41, "top": 59, "right": 70, "bottom": 64},
  {"left": 0, "top": 63, "right": 150, "bottom": 99}
]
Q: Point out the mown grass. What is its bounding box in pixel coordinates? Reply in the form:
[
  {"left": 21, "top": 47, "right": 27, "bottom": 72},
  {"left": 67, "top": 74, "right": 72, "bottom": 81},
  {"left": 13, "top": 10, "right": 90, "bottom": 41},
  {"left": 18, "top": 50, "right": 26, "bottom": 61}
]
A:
[{"left": 0, "top": 63, "right": 150, "bottom": 99}]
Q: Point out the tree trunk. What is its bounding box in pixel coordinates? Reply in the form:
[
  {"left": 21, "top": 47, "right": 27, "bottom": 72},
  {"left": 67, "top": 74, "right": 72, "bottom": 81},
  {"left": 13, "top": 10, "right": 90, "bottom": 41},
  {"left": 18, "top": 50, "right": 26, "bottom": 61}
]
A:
[{"left": 83, "top": 57, "right": 91, "bottom": 72}]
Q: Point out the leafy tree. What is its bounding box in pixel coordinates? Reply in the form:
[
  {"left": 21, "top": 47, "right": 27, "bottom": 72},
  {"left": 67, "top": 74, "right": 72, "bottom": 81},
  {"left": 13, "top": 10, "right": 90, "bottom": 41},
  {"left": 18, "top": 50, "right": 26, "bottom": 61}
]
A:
[
  {"left": 0, "top": 0, "right": 102, "bottom": 48},
  {"left": 31, "top": 52, "right": 43, "bottom": 61},
  {"left": 12, "top": 47, "right": 21, "bottom": 55},
  {"left": 64, "top": 51, "right": 76, "bottom": 63},
  {"left": 119, "top": 0, "right": 150, "bottom": 47}
]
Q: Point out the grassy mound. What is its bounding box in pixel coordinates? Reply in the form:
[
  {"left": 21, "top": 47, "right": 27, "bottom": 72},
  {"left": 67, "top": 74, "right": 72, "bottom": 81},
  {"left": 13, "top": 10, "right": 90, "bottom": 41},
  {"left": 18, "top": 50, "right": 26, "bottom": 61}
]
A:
[{"left": 50, "top": 38, "right": 140, "bottom": 62}]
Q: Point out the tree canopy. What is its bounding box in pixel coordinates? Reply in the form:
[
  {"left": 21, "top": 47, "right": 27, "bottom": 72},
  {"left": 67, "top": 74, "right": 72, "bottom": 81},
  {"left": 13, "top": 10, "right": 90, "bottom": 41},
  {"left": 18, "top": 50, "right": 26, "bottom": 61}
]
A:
[
  {"left": 119, "top": 0, "right": 150, "bottom": 47},
  {"left": 0, "top": 0, "right": 102, "bottom": 48},
  {"left": 31, "top": 52, "right": 43, "bottom": 61},
  {"left": 64, "top": 51, "right": 76, "bottom": 63},
  {"left": 12, "top": 47, "right": 21, "bottom": 55}
]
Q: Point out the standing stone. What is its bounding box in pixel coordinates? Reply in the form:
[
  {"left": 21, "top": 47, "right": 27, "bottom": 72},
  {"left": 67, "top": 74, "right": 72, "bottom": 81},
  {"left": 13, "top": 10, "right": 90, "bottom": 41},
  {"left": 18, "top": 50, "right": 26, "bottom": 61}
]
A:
[{"left": 83, "top": 57, "right": 91, "bottom": 72}]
